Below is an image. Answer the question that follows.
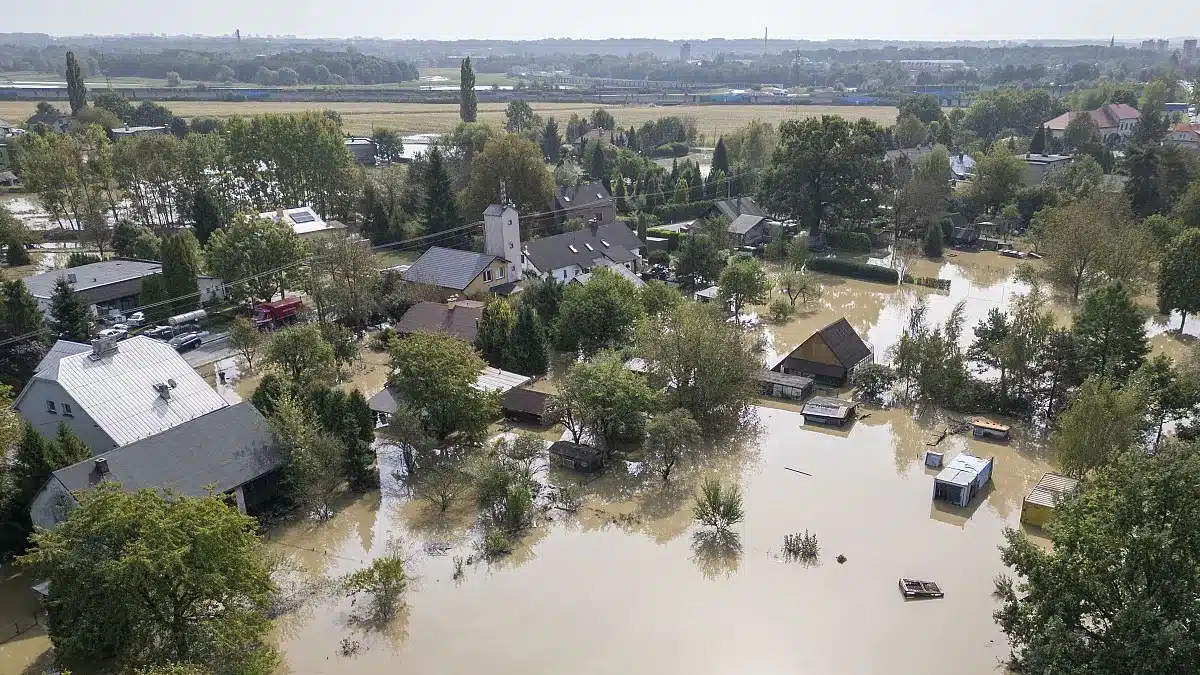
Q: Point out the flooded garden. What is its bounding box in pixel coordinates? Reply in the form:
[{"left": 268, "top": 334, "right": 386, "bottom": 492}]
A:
[{"left": 1, "top": 250, "right": 1192, "bottom": 675}]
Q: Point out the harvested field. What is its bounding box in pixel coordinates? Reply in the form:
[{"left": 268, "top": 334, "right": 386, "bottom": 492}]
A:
[{"left": 0, "top": 101, "right": 899, "bottom": 137}]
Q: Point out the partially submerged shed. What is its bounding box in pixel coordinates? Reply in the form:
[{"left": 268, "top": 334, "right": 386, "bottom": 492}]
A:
[
  {"left": 1020, "top": 472, "right": 1080, "bottom": 527},
  {"left": 501, "top": 387, "right": 551, "bottom": 426},
  {"left": 932, "top": 453, "right": 994, "bottom": 507},
  {"left": 548, "top": 441, "right": 603, "bottom": 473},
  {"left": 759, "top": 370, "right": 814, "bottom": 401},
  {"left": 801, "top": 396, "right": 857, "bottom": 427}
]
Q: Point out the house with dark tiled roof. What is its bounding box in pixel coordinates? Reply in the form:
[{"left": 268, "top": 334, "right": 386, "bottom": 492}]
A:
[
  {"left": 522, "top": 221, "right": 645, "bottom": 282},
  {"left": 1044, "top": 103, "right": 1140, "bottom": 147},
  {"left": 705, "top": 197, "right": 774, "bottom": 246},
  {"left": 771, "top": 318, "right": 874, "bottom": 386},
  {"left": 28, "top": 402, "right": 281, "bottom": 528},
  {"left": 554, "top": 180, "right": 615, "bottom": 226},
  {"left": 401, "top": 246, "right": 511, "bottom": 298},
  {"left": 393, "top": 300, "right": 484, "bottom": 343}
]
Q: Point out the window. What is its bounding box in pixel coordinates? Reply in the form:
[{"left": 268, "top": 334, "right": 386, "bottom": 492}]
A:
[
  {"left": 498, "top": 266, "right": 506, "bottom": 279},
  {"left": 562, "top": 269, "right": 567, "bottom": 279},
  {"left": 62, "top": 403, "right": 74, "bottom": 417},
  {"left": 46, "top": 400, "right": 57, "bottom": 414},
  {"left": 584, "top": 243, "right": 594, "bottom": 251},
  {"left": 484, "top": 270, "right": 493, "bottom": 282},
  {"left": 509, "top": 242, "right": 514, "bottom": 249}
]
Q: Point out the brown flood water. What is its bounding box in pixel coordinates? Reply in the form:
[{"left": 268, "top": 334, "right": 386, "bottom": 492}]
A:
[{"left": 1, "top": 251, "right": 1185, "bottom": 675}]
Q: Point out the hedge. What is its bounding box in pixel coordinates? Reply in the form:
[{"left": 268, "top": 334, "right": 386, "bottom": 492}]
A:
[
  {"left": 646, "top": 228, "right": 681, "bottom": 251},
  {"left": 807, "top": 257, "right": 899, "bottom": 284},
  {"left": 647, "top": 142, "right": 691, "bottom": 158},
  {"left": 651, "top": 199, "right": 719, "bottom": 223},
  {"left": 826, "top": 231, "right": 874, "bottom": 253}
]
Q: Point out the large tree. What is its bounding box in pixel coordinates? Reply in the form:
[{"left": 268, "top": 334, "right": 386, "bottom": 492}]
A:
[
  {"left": 504, "top": 303, "right": 550, "bottom": 376},
  {"left": 993, "top": 441, "right": 1200, "bottom": 673},
  {"left": 189, "top": 186, "right": 222, "bottom": 246},
  {"left": 48, "top": 277, "right": 91, "bottom": 342},
  {"left": 968, "top": 145, "right": 1029, "bottom": 215},
  {"left": 204, "top": 212, "right": 306, "bottom": 303},
  {"left": 717, "top": 254, "right": 770, "bottom": 318},
  {"left": 459, "top": 58, "right": 478, "bottom": 123},
  {"left": 389, "top": 332, "right": 496, "bottom": 443},
  {"left": 18, "top": 483, "right": 276, "bottom": 673},
  {"left": 0, "top": 280, "right": 47, "bottom": 387},
  {"left": 64, "top": 51, "right": 88, "bottom": 116},
  {"left": 759, "top": 115, "right": 888, "bottom": 235},
  {"left": 1052, "top": 375, "right": 1145, "bottom": 478},
  {"left": 711, "top": 137, "right": 730, "bottom": 176},
  {"left": 1071, "top": 282, "right": 1149, "bottom": 382},
  {"left": 475, "top": 296, "right": 516, "bottom": 368},
  {"left": 552, "top": 351, "right": 657, "bottom": 451},
  {"left": 421, "top": 145, "right": 464, "bottom": 245},
  {"left": 1157, "top": 228, "right": 1200, "bottom": 331},
  {"left": 555, "top": 267, "right": 644, "bottom": 356},
  {"left": 540, "top": 116, "right": 561, "bottom": 160},
  {"left": 160, "top": 231, "right": 202, "bottom": 312},
  {"left": 1040, "top": 192, "right": 1152, "bottom": 300},
  {"left": 897, "top": 94, "right": 945, "bottom": 125},
  {"left": 462, "top": 133, "right": 555, "bottom": 220},
  {"left": 637, "top": 301, "right": 761, "bottom": 429},
  {"left": 674, "top": 232, "right": 725, "bottom": 290},
  {"left": 645, "top": 408, "right": 702, "bottom": 481},
  {"left": 264, "top": 324, "right": 337, "bottom": 387}
]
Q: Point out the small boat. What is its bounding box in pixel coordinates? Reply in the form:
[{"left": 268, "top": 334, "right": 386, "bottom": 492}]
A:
[{"left": 899, "top": 578, "right": 944, "bottom": 599}]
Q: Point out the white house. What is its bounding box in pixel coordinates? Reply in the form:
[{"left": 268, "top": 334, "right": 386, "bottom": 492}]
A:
[
  {"left": 521, "top": 220, "right": 646, "bottom": 283},
  {"left": 258, "top": 206, "right": 347, "bottom": 240},
  {"left": 1044, "top": 103, "right": 1141, "bottom": 147}
]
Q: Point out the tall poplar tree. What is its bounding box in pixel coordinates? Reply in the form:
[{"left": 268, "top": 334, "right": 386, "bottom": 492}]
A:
[
  {"left": 64, "top": 51, "right": 88, "bottom": 116},
  {"left": 459, "top": 58, "right": 478, "bottom": 123},
  {"left": 160, "top": 231, "right": 202, "bottom": 312}
]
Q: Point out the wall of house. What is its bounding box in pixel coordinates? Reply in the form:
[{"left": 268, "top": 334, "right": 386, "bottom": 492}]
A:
[
  {"left": 29, "top": 477, "right": 79, "bottom": 529},
  {"left": 462, "top": 260, "right": 513, "bottom": 298},
  {"left": 790, "top": 335, "right": 841, "bottom": 368},
  {"left": 16, "top": 380, "right": 116, "bottom": 453},
  {"left": 549, "top": 264, "right": 585, "bottom": 282}
]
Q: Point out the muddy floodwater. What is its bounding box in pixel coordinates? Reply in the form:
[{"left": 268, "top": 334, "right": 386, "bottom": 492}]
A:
[{"left": 2, "top": 251, "right": 1190, "bottom": 675}]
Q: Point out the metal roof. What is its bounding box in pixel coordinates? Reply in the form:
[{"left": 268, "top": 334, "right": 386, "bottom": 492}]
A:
[
  {"left": 935, "top": 454, "right": 991, "bottom": 488},
  {"left": 802, "top": 396, "right": 855, "bottom": 419},
  {"left": 32, "top": 336, "right": 229, "bottom": 446},
  {"left": 694, "top": 285, "right": 719, "bottom": 299},
  {"left": 401, "top": 246, "right": 500, "bottom": 291},
  {"left": 473, "top": 367, "right": 532, "bottom": 393},
  {"left": 1025, "top": 472, "right": 1080, "bottom": 508},
  {"left": 46, "top": 402, "right": 279, "bottom": 499},
  {"left": 22, "top": 260, "right": 161, "bottom": 300},
  {"left": 35, "top": 340, "right": 91, "bottom": 373},
  {"left": 572, "top": 261, "right": 645, "bottom": 288},
  {"left": 816, "top": 318, "right": 873, "bottom": 369},
  {"left": 257, "top": 206, "right": 343, "bottom": 236},
  {"left": 759, "top": 370, "right": 814, "bottom": 389},
  {"left": 522, "top": 222, "right": 644, "bottom": 274}
]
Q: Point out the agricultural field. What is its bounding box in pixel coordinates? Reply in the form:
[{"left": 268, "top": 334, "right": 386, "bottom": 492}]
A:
[{"left": 0, "top": 101, "right": 899, "bottom": 138}]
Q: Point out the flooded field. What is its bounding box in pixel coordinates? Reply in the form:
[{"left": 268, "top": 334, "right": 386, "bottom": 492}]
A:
[{"left": 1, "top": 250, "right": 1188, "bottom": 675}]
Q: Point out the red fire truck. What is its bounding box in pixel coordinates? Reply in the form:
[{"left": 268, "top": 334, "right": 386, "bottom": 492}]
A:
[{"left": 253, "top": 297, "right": 304, "bottom": 328}]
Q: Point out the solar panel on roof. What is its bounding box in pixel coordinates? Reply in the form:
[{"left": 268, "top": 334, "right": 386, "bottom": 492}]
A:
[{"left": 289, "top": 211, "right": 316, "bottom": 224}]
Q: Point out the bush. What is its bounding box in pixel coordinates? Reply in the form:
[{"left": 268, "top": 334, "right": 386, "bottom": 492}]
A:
[
  {"left": 852, "top": 363, "right": 897, "bottom": 404},
  {"left": 66, "top": 252, "right": 101, "bottom": 268},
  {"left": 5, "top": 236, "right": 30, "bottom": 266},
  {"left": 783, "top": 530, "right": 820, "bottom": 562},
  {"left": 652, "top": 199, "right": 720, "bottom": 224},
  {"left": 769, "top": 297, "right": 793, "bottom": 322},
  {"left": 647, "top": 249, "right": 670, "bottom": 266},
  {"left": 825, "top": 231, "right": 873, "bottom": 252},
  {"left": 648, "top": 142, "right": 691, "bottom": 158},
  {"left": 482, "top": 528, "right": 513, "bottom": 558},
  {"left": 806, "top": 257, "right": 899, "bottom": 284},
  {"left": 922, "top": 221, "right": 944, "bottom": 257},
  {"left": 692, "top": 478, "right": 745, "bottom": 532},
  {"left": 371, "top": 327, "right": 396, "bottom": 352}
]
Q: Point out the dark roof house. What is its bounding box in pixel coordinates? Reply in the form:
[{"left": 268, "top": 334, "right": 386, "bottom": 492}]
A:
[
  {"left": 773, "top": 318, "right": 873, "bottom": 385},
  {"left": 555, "top": 181, "right": 614, "bottom": 213},
  {"left": 523, "top": 222, "right": 645, "bottom": 277},
  {"left": 393, "top": 300, "right": 484, "bottom": 343},
  {"left": 29, "top": 402, "right": 281, "bottom": 528},
  {"left": 401, "top": 246, "right": 504, "bottom": 293},
  {"left": 22, "top": 259, "right": 162, "bottom": 308},
  {"left": 708, "top": 197, "right": 767, "bottom": 223}
]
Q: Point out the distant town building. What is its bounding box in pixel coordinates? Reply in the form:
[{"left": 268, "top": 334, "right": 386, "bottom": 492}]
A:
[
  {"left": 680, "top": 42, "right": 692, "bottom": 62},
  {"left": 1023, "top": 153, "right": 1075, "bottom": 185},
  {"left": 897, "top": 59, "right": 967, "bottom": 73},
  {"left": 1044, "top": 103, "right": 1140, "bottom": 147},
  {"left": 1167, "top": 122, "right": 1200, "bottom": 151},
  {"left": 22, "top": 260, "right": 162, "bottom": 316}
]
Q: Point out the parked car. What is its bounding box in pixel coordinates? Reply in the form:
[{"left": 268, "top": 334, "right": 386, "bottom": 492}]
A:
[
  {"left": 125, "top": 312, "right": 145, "bottom": 327},
  {"left": 168, "top": 332, "right": 203, "bottom": 352},
  {"left": 99, "top": 311, "right": 126, "bottom": 326},
  {"left": 143, "top": 325, "right": 174, "bottom": 340},
  {"left": 97, "top": 327, "right": 128, "bottom": 341}
]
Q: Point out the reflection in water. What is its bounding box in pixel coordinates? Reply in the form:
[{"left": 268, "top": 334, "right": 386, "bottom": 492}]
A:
[{"left": 690, "top": 529, "right": 743, "bottom": 579}]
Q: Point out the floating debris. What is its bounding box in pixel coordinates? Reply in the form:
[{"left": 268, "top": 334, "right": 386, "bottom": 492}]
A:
[
  {"left": 898, "top": 578, "right": 944, "bottom": 599},
  {"left": 784, "top": 467, "right": 812, "bottom": 476},
  {"left": 423, "top": 540, "right": 452, "bottom": 556},
  {"left": 782, "top": 530, "right": 820, "bottom": 563},
  {"left": 836, "top": 554, "right": 847, "bottom": 564}
]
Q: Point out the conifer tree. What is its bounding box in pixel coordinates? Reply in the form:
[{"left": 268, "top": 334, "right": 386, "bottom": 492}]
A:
[
  {"left": 504, "top": 304, "right": 550, "bottom": 376},
  {"left": 459, "top": 58, "right": 478, "bottom": 123},
  {"left": 48, "top": 278, "right": 91, "bottom": 342}
]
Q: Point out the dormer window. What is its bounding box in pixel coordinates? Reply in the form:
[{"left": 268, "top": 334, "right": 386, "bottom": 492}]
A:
[
  {"left": 568, "top": 245, "right": 579, "bottom": 253},
  {"left": 584, "top": 243, "right": 594, "bottom": 251}
]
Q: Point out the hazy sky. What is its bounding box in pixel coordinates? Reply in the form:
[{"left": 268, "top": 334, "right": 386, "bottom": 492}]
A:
[{"left": 6, "top": 0, "right": 1199, "bottom": 42}]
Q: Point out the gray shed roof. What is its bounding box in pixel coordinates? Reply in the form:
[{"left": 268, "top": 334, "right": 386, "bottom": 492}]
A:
[
  {"left": 22, "top": 259, "right": 162, "bottom": 300},
  {"left": 35, "top": 340, "right": 91, "bottom": 373},
  {"left": 19, "top": 336, "right": 228, "bottom": 447},
  {"left": 523, "top": 222, "right": 644, "bottom": 274},
  {"left": 46, "top": 402, "right": 279, "bottom": 498},
  {"left": 393, "top": 301, "right": 483, "bottom": 342},
  {"left": 401, "top": 246, "right": 500, "bottom": 291},
  {"left": 710, "top": 197, "right": 767, "bottom": 222},
  {"left": 728, "top": 214, "right": 767, "bottom": 235}
]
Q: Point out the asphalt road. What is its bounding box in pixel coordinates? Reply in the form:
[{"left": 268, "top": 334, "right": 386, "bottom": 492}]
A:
[{"left": 182, "top": 331, "right": 235, "bottom": 368}]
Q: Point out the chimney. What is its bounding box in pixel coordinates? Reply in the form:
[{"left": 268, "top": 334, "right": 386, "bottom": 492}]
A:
[
  {"left": 153, "top": 381, "right": 175, "bottom": 401},
  {"left": 66, "top": 272, "right": 77, "bottom": 284},
  {"left": 90, "top": 336, "right": 118, "bottom": 359},
  {"left": 94, "top": 457, "right": 109, "bottom": 475}
]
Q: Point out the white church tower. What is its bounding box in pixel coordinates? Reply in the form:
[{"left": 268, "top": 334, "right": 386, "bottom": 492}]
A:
[{"left": 483, "top": 203, "right": 523, "bottom": 282}]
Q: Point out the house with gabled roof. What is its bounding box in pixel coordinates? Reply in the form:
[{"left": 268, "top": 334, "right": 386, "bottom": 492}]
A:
[
  {"left": 1044, "top": 103, "right": 1140, "bottom": 147},
  {"left": 393, "top": 300, "right": 484, "bottom": 343},
  {"left": 12, "top": 336, "right": 229, "bottom": 453},
  {"left": 772, "top": 318, "right": 874, "bottom": 386},
  {"left": 401, "top": 247, "right": 512, "bottom": 298},
  {"left": 554, "top": 180, "right": 616, "bottom": 226},
  {"left": 29, "top": 402, "right": 281, "bottom": 528},
  {"left": 522, "top": 221, "right": 645, "bottom": 283}
]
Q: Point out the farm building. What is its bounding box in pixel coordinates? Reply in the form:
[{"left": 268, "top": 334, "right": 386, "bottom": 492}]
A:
[
  {"left": 801, "top": 396, "right": 857, "bottom": 426},
  {"left": 932, "top": 454, "right": 994, "bottom": 507},
  {"left": 1020, "top": 473, "right": 1080, "bottom": 527},
  {"left": 501, "top": 387, "right": 551, "bottom": 426},
  {"left": 759, "top": 370, "right": 814, "bottom": 401},
  {"left": 773, "top": 318, "right": 873, "bottom": 386},
  {"left": 548, "top": 441, "right": 603, "bottom": 473}
]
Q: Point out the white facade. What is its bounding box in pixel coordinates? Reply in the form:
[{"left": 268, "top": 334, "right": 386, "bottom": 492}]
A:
[{"left": 483, "top": 204, "right": 523, "bottom": 282}]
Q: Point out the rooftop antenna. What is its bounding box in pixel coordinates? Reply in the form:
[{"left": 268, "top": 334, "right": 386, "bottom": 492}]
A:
[
  {"left": 499, "top": 180, "right": 510, "bottom": 207},
  {"left": 236, "top": 28, "right": 241, "bottom": 45}
]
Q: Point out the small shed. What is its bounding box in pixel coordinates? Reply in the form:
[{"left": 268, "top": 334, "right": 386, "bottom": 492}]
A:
[
  {"left": 548, "top": 441, "right": 603, "bottom": 473},
  {"left": 1020, "top": 473, "right": 1080, "bottom": 527},
  {"left": 933, "top": 454, "right": 994, "bottom": 507},
  {"left": 950, "top": 224, "right": 980, "bottom": 247},
  {"left": 759, "top": 370, "right": 814, "bottom": 401},
  {"left": 694, "top": 286, "right": 719, "bottom": 303},
  {"left": 801, "top": 396, "right": 857, "bottom": 427},
  {"left": 501, "top": 387, "right": 551, "bottom": 426},
  {"left": 970, "top": 418, "right": 1011, "bottom": 441}
]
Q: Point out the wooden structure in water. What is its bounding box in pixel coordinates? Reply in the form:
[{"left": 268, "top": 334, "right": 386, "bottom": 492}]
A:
[
  {"left": 970, "top": 418, "right": 1011, "bottom": 441},
  {"left": 1020, "top": 473, "right": 1081, "bottom": 527},
  {"left": 898, "top": 578, "right": 944, "bottom": 599}
]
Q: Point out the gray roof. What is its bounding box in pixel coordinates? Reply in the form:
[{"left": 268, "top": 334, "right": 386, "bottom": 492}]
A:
[
  {"left": 548, "top": 441, "right": 602, "bottom": 462},
  {"left": 46, "top": 402, "right": 279, "bottom": 498},
  {"left": 802, "top": 396, "right": 857, "bottom": 420},
  {"left": 555, "top": 181, "right": 613, "bottom": 212},
  {"left": 483, "top": 204, "right": 507, "bottom": 217},
  {"left": 729, "top": 214, "right": 767, "bottom": 235},
  {"left": 523, "top": 222, "right": 644, "bottom": 274},
  {"left": 17, "top": 336, "right": 229, "bottom": 446},
  {"left": 501, "top": 387, "right": 550, "bottom": 416},
  {"left": 401, "top": 246, "right": 500, "bottom": 291},
  {"left": 572, "top": 261, "right": 645, "bottom": 288},
  {"left": 710, "top": 197, "right": 767, "bottom": 222},
  {"left": 368, "top": 386, "right": 401, "bottom": 415},
  {"left": 393, "top": 301, "right": 483, "bottom": 342},
  {"left": 816, "top": 318, "right": 873, "bottom": 369},
  {"left": 35, "top": 340, "right": 91, "bottom": 373},
  {"left": 22, "top": 259, "right": 162, "bottom": 300}
]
